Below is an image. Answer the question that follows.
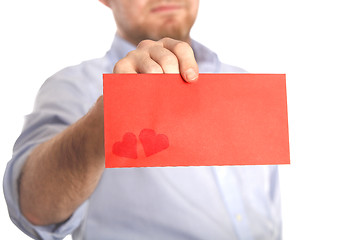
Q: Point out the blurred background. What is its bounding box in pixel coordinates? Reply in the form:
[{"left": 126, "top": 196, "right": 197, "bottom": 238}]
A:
[{"left": 1, "top": 0, "right": 359, "bottom": 239}]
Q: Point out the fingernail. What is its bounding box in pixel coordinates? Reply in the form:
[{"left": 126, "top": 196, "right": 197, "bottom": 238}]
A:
[{"left": 184, "top": 68, "right": 198, "bottom": 82}]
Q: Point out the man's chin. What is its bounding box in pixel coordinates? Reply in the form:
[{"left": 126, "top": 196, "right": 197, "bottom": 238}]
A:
[
  {"left": 148, "top": 26, "right": 190, "bottom": 42},
  {"left": 125, "top": 22, "right": 192, "bottom": 45}
]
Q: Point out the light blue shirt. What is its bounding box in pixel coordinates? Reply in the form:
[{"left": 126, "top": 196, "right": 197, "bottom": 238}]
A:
[{"left": 3, "top": 35, "right": 282, "bottom": 240}]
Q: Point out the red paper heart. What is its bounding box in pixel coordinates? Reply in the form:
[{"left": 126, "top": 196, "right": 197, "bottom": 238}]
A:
[
  {"left": 112, "top": 132, "right": 137, "bottom": 159},
  {"left": 139, "top": 129, "right": 169, "bottom": 157}
]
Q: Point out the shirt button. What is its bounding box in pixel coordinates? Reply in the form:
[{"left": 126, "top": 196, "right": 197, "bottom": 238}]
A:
[{"left": 236, "top": 214, "right": 242, "bottom": 221}]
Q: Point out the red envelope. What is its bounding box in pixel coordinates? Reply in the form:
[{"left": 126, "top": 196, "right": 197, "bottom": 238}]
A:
[{"left": 103, "top": 74, "right": 290, "bottom": 168}]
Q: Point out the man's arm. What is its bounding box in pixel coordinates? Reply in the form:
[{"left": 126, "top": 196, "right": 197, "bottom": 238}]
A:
[
  {"left": 19, "top": 96, "right": 105, "bottom": 225},
  {"left": 19, "top": 38, "right": 199, "bottom": 225}
]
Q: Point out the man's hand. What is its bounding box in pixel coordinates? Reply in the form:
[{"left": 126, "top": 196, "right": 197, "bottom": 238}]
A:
[
  {"left": 113, "top": 38, "right": 199, "bottom": 82},
  {"left": 19, "top": 37, "right": 199, "bottom": 226}
]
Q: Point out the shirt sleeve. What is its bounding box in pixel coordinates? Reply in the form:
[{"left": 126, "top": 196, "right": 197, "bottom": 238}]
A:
[{"left": 3, "top": 65, "right": 100, "bottom": 239}]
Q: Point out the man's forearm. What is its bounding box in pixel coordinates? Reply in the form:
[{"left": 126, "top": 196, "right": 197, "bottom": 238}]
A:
[{"left": 19, "top": 97, "right": 105, "bottom": 226}]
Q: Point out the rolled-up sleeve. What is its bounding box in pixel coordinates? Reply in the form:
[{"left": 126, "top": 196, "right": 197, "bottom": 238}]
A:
[
  {"left": 4, "top": 152, "right": 88, "bottom": 239},
  {"left": 3, "top": 120, "right": 88, "bottom": 239},
  {"left": 3, "top": 64, "right": 102, "bottom": 239}
]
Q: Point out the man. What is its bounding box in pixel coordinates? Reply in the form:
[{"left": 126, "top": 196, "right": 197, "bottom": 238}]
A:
[{"left": 4, "top": 0, "right": 282, "bottom": 239}]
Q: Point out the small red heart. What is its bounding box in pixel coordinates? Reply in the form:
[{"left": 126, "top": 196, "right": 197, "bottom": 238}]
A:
[
  {"left": 112, "top": 132, "right": 137, "bottom": 159},
  {"left": 139, "top": 129, "right": 169, "bottom": 157}
]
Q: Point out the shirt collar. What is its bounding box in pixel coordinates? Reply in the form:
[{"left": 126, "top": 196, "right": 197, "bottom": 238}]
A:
[{"left": 106, "top": 34, "right": 136, "bottom": 67}]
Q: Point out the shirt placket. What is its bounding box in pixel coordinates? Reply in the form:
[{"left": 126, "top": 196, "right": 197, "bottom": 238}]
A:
[{"left": 212, "top": 166, "right": 254, "bottom": 240}]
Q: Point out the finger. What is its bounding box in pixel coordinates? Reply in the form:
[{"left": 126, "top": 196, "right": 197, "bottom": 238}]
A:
[
  {"left": 160, "top": 38, "right": 199, "bottom": 83},
  {"left": 113, "top": 58, "right": 137, "bottom": 73},
  {"left": 132, "top": 50, "right": 164, "bottom": 74},
  {"left": 148, "top": 45, "right": 180, "bottom": 74},
  {"left": 114, "top": 50, "right": 163, "bottom": 74},
  {"left": 136, "top": 58, "right": 164, "bottom": 74}
]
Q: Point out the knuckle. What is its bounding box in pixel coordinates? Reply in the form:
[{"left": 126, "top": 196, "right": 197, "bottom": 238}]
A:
[
  {"left": 126, "top": 49, "right": 139, "bottom": 58},
  {"left": 122, "top": 50, "right": 139, "bottom": 62},
  {"left": 173, "top": 41, "right": 191, "bottom": 53},
  {"left": 142, "top": 62, "right": 163, "bottom": 73},
  {"left": 137, "top": 39, "right": 155, "bottom": 49},
  {"left": 113, "top": 58, "right": 131, "bottom": 73},
  {"left": 159, "top": 54, "right": 178, "bottom": 66},
  {"left": 113, "top": 63, "right": 122, "bottom": 73},
  {"left": 160, "top": 37, "right": 172, "bottom": 43},
  {"left": 125, "top": 49, "right": 147, "bottom": 62}
]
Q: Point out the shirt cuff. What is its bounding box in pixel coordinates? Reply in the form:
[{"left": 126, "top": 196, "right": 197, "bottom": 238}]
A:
[{"left": 3, "top": 143, "right": 88, "bottom": 240}]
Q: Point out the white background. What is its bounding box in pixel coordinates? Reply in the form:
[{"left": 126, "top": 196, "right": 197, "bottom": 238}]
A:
[{"left": 1, "top": 0, "right": 359, "bottom": 239}]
